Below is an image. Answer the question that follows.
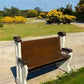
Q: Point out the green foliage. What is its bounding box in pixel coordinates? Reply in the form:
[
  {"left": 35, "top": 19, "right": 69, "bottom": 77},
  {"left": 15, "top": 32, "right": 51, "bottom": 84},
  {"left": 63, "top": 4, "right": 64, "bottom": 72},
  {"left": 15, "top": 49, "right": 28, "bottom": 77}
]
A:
[
  {"left": 58, "top": 7, "right": 65, "bottom": 12},
  {"left": 79, "top": 0, "right": 84, "bottom": 5},
  {"left": 3, "top": 6, "right": 20, "bottom": 17},
  {"left": 75, "top": 0, "right": 84, "bottom": 21},
  {"left": 42, "top": 67, "right": 84, "bottom": 84},
  {"left": 34, "top": 7, "right": 42, "bottom": 13},
  {"left": 20, "top": 10, "right": 28, "bottom": 17},
  {"left": 39, "top": 12, "right": 46, "bottom": 18},
  {"left": 63, "top": 4, "right": 73, "bottom": 15},
  {"left": 0, "top": 11, "right": 4, "bottom": 16},
  {"left": 0, "top": 16, "right": 4, "bottom": 22},
  {"left": 58, "top": 4, "right": 73, "bottom": 15},
  {"left": 0, "top": 23, "right": 3, "bottom": 27},
  {"left": 27, "top": 10, "right": 38, "bottom": 18}
]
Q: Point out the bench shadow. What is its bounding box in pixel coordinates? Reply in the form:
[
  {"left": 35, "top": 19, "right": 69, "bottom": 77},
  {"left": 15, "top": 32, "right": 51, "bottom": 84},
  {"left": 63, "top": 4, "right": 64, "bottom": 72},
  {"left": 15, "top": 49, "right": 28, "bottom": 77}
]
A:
[
  {"left": 10, "top": 66, "right": 16, "bottom": 79},
  {"left": 10, "top": 64, "right": 58, "bottom": 80}
]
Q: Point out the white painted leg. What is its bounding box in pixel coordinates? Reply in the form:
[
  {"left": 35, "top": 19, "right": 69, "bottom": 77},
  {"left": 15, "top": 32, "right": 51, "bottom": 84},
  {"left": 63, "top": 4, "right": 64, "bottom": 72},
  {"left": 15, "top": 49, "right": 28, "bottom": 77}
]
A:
[
  {"left": 56, "top": 56, "right": 72, "bottom": 73},
  {"left": 19, "top": 63, "right": 23, "bottom": 83},
  {"left": 60, "top": 36, "right": 65, "bottom": 49},
  {"left": 22, "top": 65, "right": 28, "bottom": 84},
  {"left": 16, "top": 61, "right": 19, "bottom": 81},
  {"left": 16, "top": 62, "right": 23, "bottom": 84}
]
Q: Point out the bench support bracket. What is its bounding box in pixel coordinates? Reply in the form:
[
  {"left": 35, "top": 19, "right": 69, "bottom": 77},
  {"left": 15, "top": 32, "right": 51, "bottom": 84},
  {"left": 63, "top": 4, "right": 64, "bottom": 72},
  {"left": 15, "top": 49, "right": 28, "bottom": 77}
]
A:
[{"left": 56, "top": 53, "right": 72, "bottom": 73}]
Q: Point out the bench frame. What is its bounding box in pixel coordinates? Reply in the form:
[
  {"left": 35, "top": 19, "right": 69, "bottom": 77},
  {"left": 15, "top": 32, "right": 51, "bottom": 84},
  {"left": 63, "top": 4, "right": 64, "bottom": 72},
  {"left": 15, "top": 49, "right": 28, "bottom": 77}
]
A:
[{"left": 14, "top": 31, "right": 72, "bottom": 84}]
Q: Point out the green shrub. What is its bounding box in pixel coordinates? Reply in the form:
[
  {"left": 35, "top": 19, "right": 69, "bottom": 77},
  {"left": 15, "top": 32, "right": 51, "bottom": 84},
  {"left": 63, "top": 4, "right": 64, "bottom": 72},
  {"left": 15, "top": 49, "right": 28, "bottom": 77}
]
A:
[
  {"left": 39, "top": 12, "right": 46, "bottom": 18},
  {"left": 27, "top": 10, "right": 38, "bottom": 18},
  {"left": 0, "top": 23, "right": 3, "bottom": 27},
  {"left": 38, "top": 15, "right": 42, "bottom": 19}
]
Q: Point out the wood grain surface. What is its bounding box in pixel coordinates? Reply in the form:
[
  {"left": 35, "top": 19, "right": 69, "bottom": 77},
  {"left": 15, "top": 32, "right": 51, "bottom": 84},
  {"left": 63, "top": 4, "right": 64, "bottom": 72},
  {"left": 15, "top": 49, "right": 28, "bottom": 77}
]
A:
[{"left": 21, "top": 37, "right": 70, "bottom": 71}]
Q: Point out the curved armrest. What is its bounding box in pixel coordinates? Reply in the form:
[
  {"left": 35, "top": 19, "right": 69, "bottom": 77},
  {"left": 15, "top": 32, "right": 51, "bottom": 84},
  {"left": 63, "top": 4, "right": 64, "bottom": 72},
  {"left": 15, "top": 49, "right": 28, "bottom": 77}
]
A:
[
  {"left": 62, "top": 48, "right": 73, "bottom": 53},
  {"left": 18, "top": 58, "right": 28, "bottom": 65}
]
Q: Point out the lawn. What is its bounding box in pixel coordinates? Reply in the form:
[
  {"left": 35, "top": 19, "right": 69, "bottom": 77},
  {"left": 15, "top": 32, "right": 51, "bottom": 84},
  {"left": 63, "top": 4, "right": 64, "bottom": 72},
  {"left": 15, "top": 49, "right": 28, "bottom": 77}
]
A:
[
  {"left": 42, "top": 67, "right": 84, "bottom": 84},
  {"left": 0, "top": 22, "right": 84, "bottom": 41},
  {"left": 0, "top": 16, "right": 4, "bottom": 22}
]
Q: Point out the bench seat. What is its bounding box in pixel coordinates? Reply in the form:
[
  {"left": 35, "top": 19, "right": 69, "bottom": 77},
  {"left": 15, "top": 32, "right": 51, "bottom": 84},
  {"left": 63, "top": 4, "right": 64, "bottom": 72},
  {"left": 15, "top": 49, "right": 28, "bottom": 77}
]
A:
[{"left": 20, "top": 53, "right": 70, "bottom": 72}]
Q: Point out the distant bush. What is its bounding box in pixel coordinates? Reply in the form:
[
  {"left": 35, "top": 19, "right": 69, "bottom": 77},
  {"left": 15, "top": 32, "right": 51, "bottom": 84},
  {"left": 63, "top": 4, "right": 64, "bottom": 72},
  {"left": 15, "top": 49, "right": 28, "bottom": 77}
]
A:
[
  {"left": 46, "top": 9, "right": 77, "bottom": 24},
  {"left": 13, "top": 16, "right": 26, "bottom": 23},
  {"left": 62, "top": 15, "right": 77, "bottom": 24},
  {"left": 1, "top": 16, "right": 14, "bottom": 23},
  {"left": 0, "top": 23, "right": 3, "bottom": 27},
  {"left": 1, "top": 16, "right": 26, "bottom": 24},
  {"left": 39, "top": 12, "right": 46, "bottom": 18},
  {"left": 27, "top": 10, "right": 38, "bottom": 18},
  {"left": 38, "top": 16, "right": 42, "bottom": 19},
  {"left": 46, "top": 9, "right": 63, "bottom": 24}
]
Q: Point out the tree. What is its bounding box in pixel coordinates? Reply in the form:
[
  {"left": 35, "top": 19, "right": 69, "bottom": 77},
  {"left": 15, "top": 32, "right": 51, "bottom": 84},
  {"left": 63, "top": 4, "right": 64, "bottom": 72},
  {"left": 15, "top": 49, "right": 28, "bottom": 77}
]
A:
[
  {"left": 75, "top": 0, "right": 84, "bottom": 21},
  {"left": 0, "top": 10, "right": 4, "bottom": 16},
  {"left": 10, "top": 6, "right": 20, "bottom": 17},
  {"left": 63, "top": 4, "right": 73, "bottom": 15},
  {"left": 34, "top": 7, "right": 42, "bottom": 13},
  {"left": 59, "top": 7, "right": 65, "bottom": 12},
  {"left": 20, "top": 10, "right": 28, "bottom": 17},
  {"left": 3, "top": 7, "right": 11, "bottom": 16},
  {"left": 79, "top": 0, "right": 84, "bottom": 5},
  {"left": 3, "top": 6, "right": 20, "bottom": 17}
]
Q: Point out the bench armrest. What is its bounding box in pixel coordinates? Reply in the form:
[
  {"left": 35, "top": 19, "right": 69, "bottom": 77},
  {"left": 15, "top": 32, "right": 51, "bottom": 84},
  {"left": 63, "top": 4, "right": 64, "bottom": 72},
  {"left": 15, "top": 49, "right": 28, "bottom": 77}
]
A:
[
  {"left": 18, "top": 58, "right": 28, "bottom": 65},
  {"left": 62, "top": 48, "right": 72, "bottom": 53}
]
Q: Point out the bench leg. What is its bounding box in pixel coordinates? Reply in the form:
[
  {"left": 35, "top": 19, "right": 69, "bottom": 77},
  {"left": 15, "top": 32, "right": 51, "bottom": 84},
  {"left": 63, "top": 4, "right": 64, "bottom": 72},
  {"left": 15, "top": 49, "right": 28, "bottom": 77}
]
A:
[
  {"left": 56, "top": 56, "right": 72, "bottom": 73},
  {"left": 16, "top": 63, "right": 28, "bottom": 84},
  {"left": 22, "top": 65, "right": 28, "bottom": 84},
  {"left": 16, "top": 62, "right": 23, "bottom": 84}
]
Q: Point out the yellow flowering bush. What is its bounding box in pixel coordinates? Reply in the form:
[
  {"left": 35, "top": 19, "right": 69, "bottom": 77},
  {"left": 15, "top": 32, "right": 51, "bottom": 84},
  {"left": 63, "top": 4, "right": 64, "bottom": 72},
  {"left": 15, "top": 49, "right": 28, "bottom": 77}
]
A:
[
  {"left": 38, "top": 16, "right": 42, "bottom": 19},
  {"left": 46, "top": 9, "right": 77, "bottom": 24},
  {"left": 27, "top": 10, "right": 38, "bottom": 17},
  {"left": 1, "top": 16, "right": 14, "bottom": 23},
  {"left": 39, "top": 12, "right": 46, "bottom": 18},
  {"left": 13, "top": 16, "right": 26, "bottom": 23},
  {"left": 62, "top": 15, "right": 77, "bottom": 24},
  {"left": 46, "top": 9, "right": 63, "bottom": 24},
  {"left": 1, "top": 16, "right": 26, "bottom": 24}
]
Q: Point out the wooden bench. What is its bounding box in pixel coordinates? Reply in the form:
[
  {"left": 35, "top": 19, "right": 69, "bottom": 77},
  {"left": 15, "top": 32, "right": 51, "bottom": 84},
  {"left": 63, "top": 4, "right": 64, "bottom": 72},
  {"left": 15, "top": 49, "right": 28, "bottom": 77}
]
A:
[{"left": 14, "top": 31, "right": 72, "bottom": 84}]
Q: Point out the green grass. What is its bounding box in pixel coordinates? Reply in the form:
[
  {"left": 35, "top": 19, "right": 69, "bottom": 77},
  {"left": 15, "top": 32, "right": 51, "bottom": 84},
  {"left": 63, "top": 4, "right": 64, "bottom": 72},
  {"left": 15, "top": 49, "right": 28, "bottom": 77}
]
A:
[
  {"left": 0, "top": 16, "right": 4, "bottom": 22},
  {"left": 42, "top": 67, "right": 84, "bottom": 84},
  {"left": 0, "top": 22, "right": 84, "bottom": 41}
]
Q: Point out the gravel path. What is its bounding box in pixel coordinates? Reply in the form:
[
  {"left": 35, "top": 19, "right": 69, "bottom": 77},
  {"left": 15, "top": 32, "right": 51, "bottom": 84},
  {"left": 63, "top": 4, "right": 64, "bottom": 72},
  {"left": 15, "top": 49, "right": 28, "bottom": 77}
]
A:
[
  {"left": 71, "top": 22, "right": 84, "bottom": 28},
  {"left": 0, "top": 32, "right": 84, "bottom": 84}
]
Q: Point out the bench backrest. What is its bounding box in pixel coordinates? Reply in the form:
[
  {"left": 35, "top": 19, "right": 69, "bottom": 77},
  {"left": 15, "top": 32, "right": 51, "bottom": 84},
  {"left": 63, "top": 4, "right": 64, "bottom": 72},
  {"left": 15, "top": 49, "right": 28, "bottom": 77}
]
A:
[{"left": 21, "top": 37, "right": 60, "bottom": 70}]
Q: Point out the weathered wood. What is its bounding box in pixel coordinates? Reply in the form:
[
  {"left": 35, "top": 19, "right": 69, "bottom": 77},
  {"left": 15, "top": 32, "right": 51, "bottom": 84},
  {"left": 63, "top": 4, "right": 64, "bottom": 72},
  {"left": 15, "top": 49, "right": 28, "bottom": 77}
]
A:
[{"left": 21, "top": 37, "right": 70, "bottom": 71}]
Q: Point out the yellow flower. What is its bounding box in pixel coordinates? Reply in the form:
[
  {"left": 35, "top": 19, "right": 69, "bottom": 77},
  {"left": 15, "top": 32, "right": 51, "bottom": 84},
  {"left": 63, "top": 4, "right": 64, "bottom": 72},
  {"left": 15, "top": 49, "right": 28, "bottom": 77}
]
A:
[
  {"left": 1, "top": 16, "right": 14, "bottom": 23},
  {"left": 13, "top": 16, "right": 26, "bottom": 23}
]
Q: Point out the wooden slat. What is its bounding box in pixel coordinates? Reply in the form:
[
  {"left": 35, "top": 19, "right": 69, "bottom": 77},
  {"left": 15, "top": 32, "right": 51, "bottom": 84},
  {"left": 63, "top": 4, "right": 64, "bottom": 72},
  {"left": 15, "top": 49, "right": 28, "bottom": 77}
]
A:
[{"left": 21, "top": 37, "right": 62, "bottom": 70}]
